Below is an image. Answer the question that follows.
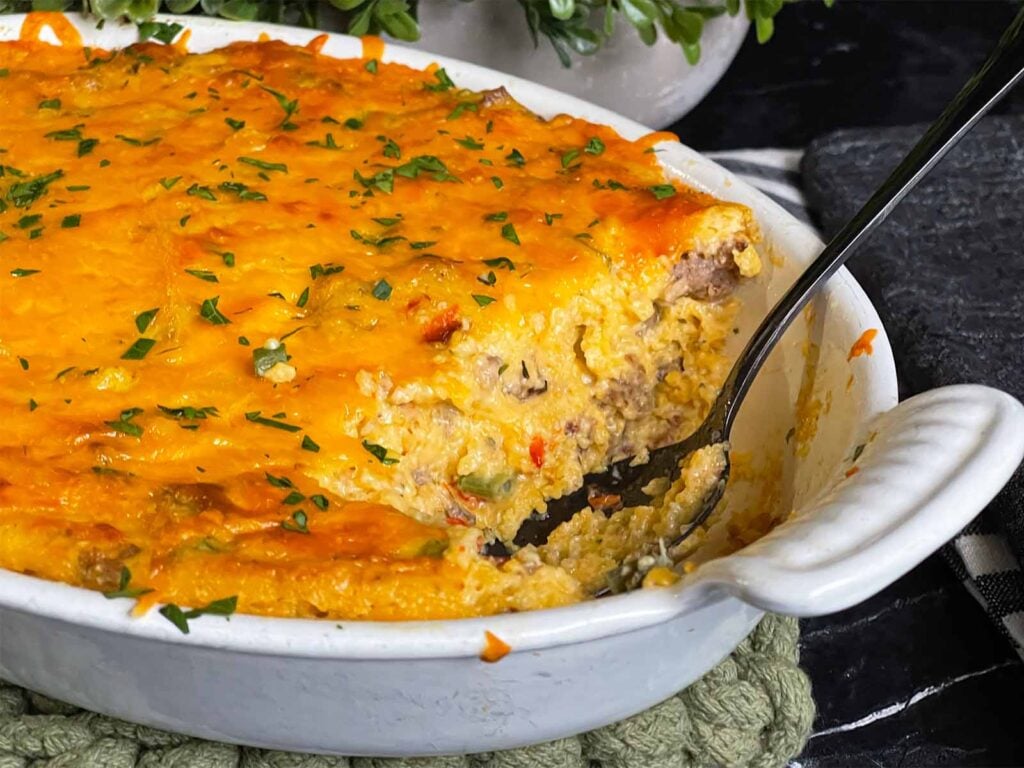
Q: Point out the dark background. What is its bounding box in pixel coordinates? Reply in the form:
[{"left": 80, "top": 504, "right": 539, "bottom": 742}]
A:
[{"left": 670, "top": 2, "right": 1024, "bottom": 766}]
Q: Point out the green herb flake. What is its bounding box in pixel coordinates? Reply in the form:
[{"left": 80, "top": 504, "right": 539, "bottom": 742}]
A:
[
  {"left": 105, "top": 407, "right": 144, "bottom": 438},
  {"left": 505, "top": 148, "right": 526, "bottom": 167},
  {"left": 281, "top": 509, "right": 310, "bottom": 534},
  {"left": 137, "top": 20, "right": 183, "bottom": 44},
  {"left": 484, "top": 211, "right": 508, "bottom": 222},
  {"left": 585, "top": 137, "right": 606, "bottom": 156},
  {"left": 185, "top": 268, "right": 218, "bottom": 283},
  {"left": 17, "top": 357, "right": 28, "bottom": 370},
  {"left": 344, "top": 117, "right": 364, "bottom": 130},
  {"left": 60, "top": 214, "right": 81, "bottom": 228},
  {"left": 121, "top": 337, "right": 156, "bottom": 360},
  {"left": 425, "top": 68, "right": 455, "bottom": 92},
  {"left": 38, "top": 98, "right": 61, "bottom": 110},
  {"left": 456, "top": 472, "right": 514, "bottom": 500},
  {"left": 352, "top": 168, "right": 394, "bottom": 194},
  {"left": 77, "top": 138, "right": 99, "bottom": 157},
  {"left": 544, "top": 212, "right": 562, "bottom": 226},
  {"left": 372, "top": 216, "right": 402, "bottom": 227},
  {"left": 219, "top": 251, "right": 235, "bottom": 267},
  {"left": 473, "top": 294, "right": 497, "bottom": 307},
  {"left": 28, "top": 399, "right": 38, "bottom": 411},
  {"left": 447, "top": 101, "right": 478, "bottom": 121},
  {"left": 309, "top": 262, "right": 345, "bottom": 279},
  {"left": 371, "top": 278, "right": 392, "bottom": 301},
  {"left": 648, "top": 184, "right": 677, "bottom": 200},
  {"left": 159, "top": 176, "right": 181, "bottom": 190},
  {"left": 490, "top": 176, "right": 504, "bottom": 189},
  {"left": 8, "top": 170, "right": 63, "bottom": 208},
  {"left": 265, "top": 472, "right": 294, "bottom": 489},
  {"left": 186, "top": 183, "right": 217, "bottom": 202},
  {"left": 483, "top": 256, "right": 516, "bottom": 271},
  {"left": 10, "top": 268, "right": 40, "bottom": 278},
  {"left": 158, "top": 404, "right": 219, "bottom": 421},
  {"left": 115, "top": 134, "right": 160, "bottom": 147},
  {"left": 477, "top": 270, "right": 497, "bottom": 286},
  {"left": 296, "top": 286, "right": 310, "bottom": 308},
  {"left": 245, "top": 411, "right": 301, "bottom": 432},
  {"left": 455, "top": 136, "right": 484, "bottom": 150},
  {"left": 224, "top": 117, "right": 246, "bottom": 131},
  {"left": 253, "top": 343, "right": 288, "bottom": 377},
  {"left": 301, "top": 435, "right": 321, "bottom": 453},
  {"left": 364, "top": 58, "right": 378, "bottom": 74},
  {"left": 259, "top": 85, "right": 299, "bottom": 130},
  {"left": 16, "top": 214, "right": 41, "bottom": 229},
  {"left": 310, "top": 494, "right": 329, "bottom": 510},
  {"left": 238, "top": 156, "right": 288, "bottom": 174},
  {"left": 362, "top": 439, "right": 398, "bottom": 465},
  {"left": 135, "top": 307, "right": 159, "bottom": 333},
  {"left": 159, "top": 595, "right": 237, "bottom": 635},
  {"left": 103, "top": 566, "right": 153, "bottom": 600},
  {"left": 500, "top": 223, "right": 520, "bottom": 245},
  {"left": 561, "top": 148, "right": 581, "bottom": 169},
  {"left": 199, "top": 296, "right": 230, "bottom": 325}
]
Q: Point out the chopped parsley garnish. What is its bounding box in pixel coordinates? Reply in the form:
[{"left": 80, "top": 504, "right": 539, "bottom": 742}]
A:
[
  {"left": 281, "top": 510, "right": 310, "bottom": 534},
  {"left": 238, "top": 156, "right": 288, "bottom": 174},
  {"left": 16, "top": 214, "right": 41, "bottom": 229},
  {"left": 362, "top": 440, "right": 398, "bottom": 465},
  {"left": 218, "top": 181, "right": 267, "bottom": 201},
  {"left": 310, "top": 494, "right": 329, "bottom": 511},
  {"left": 371, "top": 278, "right": 392, "bottom": 301},
  {"left": 490, "top": 176, "right": 504, "bottom": 189},
  {"left": 186, "top": 183, "right": 217, "bottom": 201},
  {"left": 184, "top": 268, "right": 218, "bottom": 283},
  {"left": 484, "top": 211, "right": 508, "bottom": 222},
  {"left": 410, "top": 240, "right": 437, "bottom": 250},
  {"left": 199, "top": 296, "right": 230, "bottom": 325},
  {"left": 307, "top": 133, "right": 341, "bottom": 150},
  {"left": 159, "top": 176, "right": 181, "bottom": 190},
  {"left": 121, "top": 337, "right": 156, "bottom": 360},
  {"left": 455, "top": 136, "right": 484, "bottom": 150},
  {"left": 265, "top": 473, "right": 294, "bottom": 489},
  {"left": 351, "top": 230, "right": 406, "bottom": 248},
  {"left": 28, "top": 399, "right": 38, "bottom": 411},
  {"left": 300, "top": 435, "right": 321, "bottom": 453},
  {"left": 219, "top": 251, "right": 236, "bottom": 267},
  {"left": 245, "top": 411, "right": 301, "bottom": 432},
  {"left": 61, "top": 214, "right": 81, "bottom": 228},
  {"left": 105, "top": 407, "right": 144, "bottom": 437},
  {"left": 253, "top": 343, "right": 288, "bottom": 377},
  {"left": 364, "top": 58, "right": 378, "bottom": 74},
  {"left": 425, "top": 68, "right": 455, "bottom": 92},
  {"left": 649, "top": 184, "right": 677, "bottom": 200},
  {"left": 501, "top": 223, "right": 520, "bottom": 245},
  {"left": 372, "top": 216, "right": 402, "bottom": 227},
  {"left": 224, "top": 117, "right": 246, "bottom": 131},
  {"left": 447, "top": 101, "right": 478, "bottom": 121},
  {"left": 10, "top": 268, "right": 40, "bottom": 278},
  {"left": 395, "top": 155, "right": 459, "bottom": 183},
  {"left": 115, "top": 134, "right": 160, "bottom": 147},
  {"left": 353, "top": 168, "right": 394, "bottom": 194},
  {"left": 309, "top": 262, "right": 345, "bottom": 279},
  {"left": 45, "top": 126, "right": 83, "bottom": 142},
  {"left": 77, "top": 138, "right": 99, "bottom": 157},
  {"left": 561, "top": 149, "right": 581, "bottom": 169},
  {"left": 483, "top": 256, "right": 516, "bottom": 271},
  {"left": 135, "top": 307, "right": 159, "bottom": 333},
  {"left": 282, "top": 491, "right": 305, "bottom": 505},
  {"left": 505, "top": 148, "right": 526, "bottom": 167},
  {"left": 16, "top": 357, "right": 28, "bottom": 371},
  {"left": 7, "top": 170, "right": 63, "bottom": 208},
  {"left": 259, "top": 85, "right": 299, "bottom": 130},
  {"left": 102, "top": 567, "right": 153, "bottom": 600},
  {"left": 379, "top": 136, "right": 401, "bottom": 159},
  {"left": 344, "top": 117, "right": 364, "bottom": 130},
  {"left": 296, "top": 287, "right": 310, "bottom": 308},
  {"left": 456, "top": 472, "right": 514, "bottom": 500},
  {"left": 158, "top": 405, "right": 219, "bottom": 421},
  {"left": 473, "top": 294, "right": 497, "bottom": 307},
  {"left": 137, "top": 20, "right": 183, "bottom": 44},
  {"left": 38, "top": 98, "right": 61, "bottom": 110},
  {"left": 66, "top": 185, "right": 90, "bottom": 192},
  {"left": 544, "top": 212, "right": 562, "bottom": 225},
  {"left": 478, "top": 270, "right": 497, "bottom": 286},
  {"left": 159, "top": 596, "right": 237, "bottom": 635},
  {"left": 585, "top": 137, "right": 606, "bottom": 156}
]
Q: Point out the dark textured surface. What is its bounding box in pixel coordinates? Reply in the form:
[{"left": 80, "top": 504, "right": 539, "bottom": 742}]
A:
[
  {"left": 802, "top": 116, "right": 1024, "bottom": 564},
  {"left": 672, "top": 2, "right": 1024, "bottom": 764},
  {"left": 797, "top": 117, "right": 1024, "bottom": 766}
]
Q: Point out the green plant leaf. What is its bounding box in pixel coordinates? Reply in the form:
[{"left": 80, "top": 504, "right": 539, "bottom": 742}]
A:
[
  {"left": 547, "top": 0, "right": 574, "bottom": 21},
  {"left": 165, "top": 0, "right": 201, "bottom": 12}
]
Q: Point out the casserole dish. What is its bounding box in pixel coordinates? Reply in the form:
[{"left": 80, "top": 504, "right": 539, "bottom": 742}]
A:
[{"left": 0, "top": 12, "right": 1021, "bottom": 757}]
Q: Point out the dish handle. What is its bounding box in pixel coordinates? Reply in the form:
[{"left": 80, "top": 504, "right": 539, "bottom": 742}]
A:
[{"left": 696, "top": 384, "right": 1024, "bottom": 616}]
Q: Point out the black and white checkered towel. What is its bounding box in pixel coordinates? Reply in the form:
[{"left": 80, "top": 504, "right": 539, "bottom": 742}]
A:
[{"left": 708, "top": 124, "right": 1024, "bottom": 658}]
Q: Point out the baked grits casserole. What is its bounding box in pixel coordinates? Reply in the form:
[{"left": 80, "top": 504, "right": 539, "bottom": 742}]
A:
[{"left": 0, "top": 29, "right": 761, "bottom": 621}]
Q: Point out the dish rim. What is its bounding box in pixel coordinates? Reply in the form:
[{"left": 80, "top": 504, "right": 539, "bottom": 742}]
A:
[{"left": 0, "top": 11, "right": 898, "bottom": 659}]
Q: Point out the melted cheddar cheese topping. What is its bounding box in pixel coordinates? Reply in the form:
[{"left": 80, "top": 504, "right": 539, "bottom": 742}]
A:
[{"left": 0, "top": 26, "right": 759, "bottom": 622}]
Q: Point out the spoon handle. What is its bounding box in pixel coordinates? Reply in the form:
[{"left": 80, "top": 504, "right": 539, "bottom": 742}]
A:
[{"left": 713, "top": 5, "right": 1024, "bottom": 437}]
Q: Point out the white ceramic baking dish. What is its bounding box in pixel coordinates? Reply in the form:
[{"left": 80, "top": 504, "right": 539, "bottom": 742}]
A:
[{"left": 1, "top": 12, "right": 1022, "bottom": 758}]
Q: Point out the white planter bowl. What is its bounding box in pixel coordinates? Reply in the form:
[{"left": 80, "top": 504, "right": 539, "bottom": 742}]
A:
[
  {"left": 411, "top": 0, "right": 750, "bottom": 127},
  {"left": 0, "top": 13, "right": 1021, "bottom": 758}
]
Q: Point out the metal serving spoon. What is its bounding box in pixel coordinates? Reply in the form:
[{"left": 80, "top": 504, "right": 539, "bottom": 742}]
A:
[{"left": 510, "top": 5, "right": 1024, "bottom": 583}]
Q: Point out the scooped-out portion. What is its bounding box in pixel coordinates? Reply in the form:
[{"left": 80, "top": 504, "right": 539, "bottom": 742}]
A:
[{"left": 0, "top": 31, "right": 760, "bottom": 621}]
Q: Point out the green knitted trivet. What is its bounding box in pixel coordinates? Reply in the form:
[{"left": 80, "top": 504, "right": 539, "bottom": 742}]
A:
[{"left": 0, "top": 615, "right": 813, "bottom": 768}]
